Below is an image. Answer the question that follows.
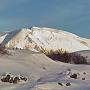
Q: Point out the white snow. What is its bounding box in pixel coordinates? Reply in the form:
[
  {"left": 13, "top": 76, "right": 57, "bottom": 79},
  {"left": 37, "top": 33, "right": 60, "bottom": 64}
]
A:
[
  {"left": 0, "top": 27, "right": 90, "bottom": 90},
  {"left": 0, "top": 27, "right": 90, "bottom": 52},
  {"left": 0, "top": 50, "right": 89, "bottom": 90}
]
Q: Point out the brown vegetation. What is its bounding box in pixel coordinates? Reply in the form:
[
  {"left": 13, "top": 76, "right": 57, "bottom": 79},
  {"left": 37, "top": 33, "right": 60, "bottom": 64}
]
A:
[{"left": 44, "top": 49, "right": 88, "bottom": 64}]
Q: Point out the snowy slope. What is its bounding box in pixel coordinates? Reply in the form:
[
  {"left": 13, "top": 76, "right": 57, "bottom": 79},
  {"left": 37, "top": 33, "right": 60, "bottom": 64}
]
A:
[
  {"left": 0, "top": 27, "right": 90, "bottom": 90},
  {"left": 0, "top": 27, "right": 90, "bottom": 52},
  {"left": 0, "top": 50, "right": 90, "bottom": 90}
]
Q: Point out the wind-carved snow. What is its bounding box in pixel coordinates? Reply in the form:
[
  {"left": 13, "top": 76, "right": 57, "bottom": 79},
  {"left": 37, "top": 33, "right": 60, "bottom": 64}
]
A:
[{"left": 0, "top": 27, "right": 90, "bottom": 52}]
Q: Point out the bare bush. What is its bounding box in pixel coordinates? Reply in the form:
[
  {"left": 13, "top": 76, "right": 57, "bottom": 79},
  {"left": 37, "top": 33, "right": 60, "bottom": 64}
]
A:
[
  {"left": 45, "top": 49, "right": 87, "bottom": 64},
  {"left": 70, "top": 53, "right": 87, "bottom": 64}
]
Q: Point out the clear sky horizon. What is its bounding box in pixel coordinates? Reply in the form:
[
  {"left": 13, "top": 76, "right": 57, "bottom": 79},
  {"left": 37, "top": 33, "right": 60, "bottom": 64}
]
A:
[{"left": 0, "top": 0, "right": 90, "bottom": 38}]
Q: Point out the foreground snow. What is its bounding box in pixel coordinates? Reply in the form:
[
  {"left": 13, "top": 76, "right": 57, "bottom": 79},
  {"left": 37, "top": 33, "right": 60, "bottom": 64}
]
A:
[{"left": 0, "top": 50, "right": 90, "bottom": 90}]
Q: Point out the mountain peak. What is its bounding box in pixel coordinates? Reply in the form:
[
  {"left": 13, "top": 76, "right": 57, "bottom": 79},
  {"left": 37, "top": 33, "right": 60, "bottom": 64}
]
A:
[{"left": 0, "top": 27, "right": 90, "bottom": 52}]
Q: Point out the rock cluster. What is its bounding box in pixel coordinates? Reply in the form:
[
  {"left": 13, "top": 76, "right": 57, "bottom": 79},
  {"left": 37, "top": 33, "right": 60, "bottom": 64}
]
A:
[
  {"left": 1, "top": 73, "right": 27, "bottom": 84},
  {"left": 58, "top": 70, "right": 87, "bottom": 87}
]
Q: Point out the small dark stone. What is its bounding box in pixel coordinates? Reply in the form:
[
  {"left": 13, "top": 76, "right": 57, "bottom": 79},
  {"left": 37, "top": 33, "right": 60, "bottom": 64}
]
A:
[
  {"left": 42, "top": 67, "right": 46, "bottom": 70},
  {"left": 82, "top": 78, "right": 85, "bottom": 80},
  {"left": 66, "top": 83, "right": 71, "bottom": 86},
  {"left": 13, "top": 77, "right": 20, "bottom": 84},
  {"left": 1, "top": 78, "right": 6, "bottom": 82},
  {"left": 6, "top": 75, "right": 10, "bottom": 81},
  {"left": 9, "top": 77, "right": 13, "bottom": 83},
  {"left": 1, "top": 73, "right": 27, "bottom": 84},
  {"left": 58, "top": 82, "right": 63, "bottom": 86},
  {"left": 67, "top": 68, "right": 71, "bottom": 71},
  {"left": 83, "top": 72, "right": 86, "bottom": 75},
  {"left": 1, "top": 74, "right": 10, "bottom": 82},
  {"left": 70, "top": 74, "right": 77, "bottom": 79},
  {"left": 20, "top": 76, "right": 27, "bottom": 81}
]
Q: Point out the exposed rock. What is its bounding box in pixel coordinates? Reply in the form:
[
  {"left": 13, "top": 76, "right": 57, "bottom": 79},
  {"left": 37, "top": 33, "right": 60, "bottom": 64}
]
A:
[
  {"left": 70, "top": 73, "right": 77, "bottom": 79},
  {"left": 66, "top": 83, "right": 71, "bottom": 86},
  {"left": 1, "top": 72, "right": 27, "bottom": 84},
  {"left": 82, "top": 78, "right": 85, "bottom": 80},
  {"left": 13, "top": 77, "right": 20, "bottom": 84},
  {"left": 1, "top": 74, "right": 10, "bottom": 82},
  {"left": 9, "top": 77, "right": 13, "bottom": 83},
  {"left": 83, "top": 72, "right": 86, "bottom": 75},
  {"left": 20, "top": 76, "right": 27, "bottom": 81},
  {"left": 58, "top": 82, "right": 63, "bottom": 86}
]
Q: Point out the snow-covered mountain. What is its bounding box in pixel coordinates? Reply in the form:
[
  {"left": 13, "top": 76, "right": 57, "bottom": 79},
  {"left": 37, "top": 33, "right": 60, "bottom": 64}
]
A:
[
  {"left": 0, "top": 27, "right": 90, "bottom": 52},
  {"left": 0, "top": 27, "right": 90, "bottom": 90}
]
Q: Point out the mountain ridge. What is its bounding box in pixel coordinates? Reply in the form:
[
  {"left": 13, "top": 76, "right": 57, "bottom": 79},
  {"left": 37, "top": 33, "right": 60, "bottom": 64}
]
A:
[{"left": 0, "top": 27, "right": 90, "bottom": 52}]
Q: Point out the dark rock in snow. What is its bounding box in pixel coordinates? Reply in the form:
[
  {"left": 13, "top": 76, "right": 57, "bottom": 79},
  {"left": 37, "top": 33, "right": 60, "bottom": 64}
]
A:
[
  {"left": 58, "top": 82, "right": 63, "bottom": 86},
  {"left": 66, "top": 83, "right": 71, "bottom": 86},
  {"left": 70, "top": 73, "right": 77, "bottom": 79}
]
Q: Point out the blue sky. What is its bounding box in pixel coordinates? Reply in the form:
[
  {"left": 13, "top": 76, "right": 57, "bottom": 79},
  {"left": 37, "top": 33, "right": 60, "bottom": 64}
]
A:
[{"left": 0, "top": 0, "right": 90, "bottom": 38}]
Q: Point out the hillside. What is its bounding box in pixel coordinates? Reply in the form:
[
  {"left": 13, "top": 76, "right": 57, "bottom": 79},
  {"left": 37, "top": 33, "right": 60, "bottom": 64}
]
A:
[
  {"left": 0, "top": 27, "right": 90, "bottom": 90},
  {"left": 0, "top": 50, "right": 89, "bottom": 90}
]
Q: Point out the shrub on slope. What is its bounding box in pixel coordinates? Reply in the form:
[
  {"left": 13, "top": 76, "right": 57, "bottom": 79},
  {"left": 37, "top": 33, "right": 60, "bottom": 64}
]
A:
[{"left": 44, "top": 49, "right": 87, "bottom": 64}]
